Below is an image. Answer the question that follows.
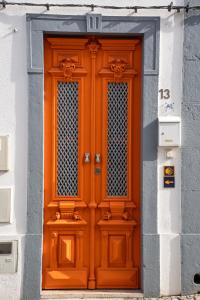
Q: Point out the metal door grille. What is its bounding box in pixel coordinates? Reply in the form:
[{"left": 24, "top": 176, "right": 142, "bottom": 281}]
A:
[
  {"left": 57, "top": 81, "right": 79, "bottom": 196},
  {"left": 107, "top": 82, "right": 128, "bottom": 196}
]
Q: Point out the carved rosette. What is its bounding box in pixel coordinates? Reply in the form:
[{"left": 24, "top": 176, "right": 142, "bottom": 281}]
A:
[
  {"left": 59, "top": 58, "right": 77, "bottom": 80},
  {"left": 109, "top": 58, "right": 129, "bottom": 80}
]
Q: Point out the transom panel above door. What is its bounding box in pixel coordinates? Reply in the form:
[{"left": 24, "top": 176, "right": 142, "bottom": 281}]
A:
[{"left": 43, "top": 36, "right": 142, "bottom": 290}]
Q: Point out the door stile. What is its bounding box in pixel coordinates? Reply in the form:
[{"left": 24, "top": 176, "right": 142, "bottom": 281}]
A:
[
  {"left": 127, "top": 79, "right": 133, "bottom": 202},
  {"left": 101, "top": 77, "right": 109, "bottom": 202},
  {"left": 79, "top": 77, "right": 85, "bottom": 204},
  {"left": 52, "top": 77, "right": 58, "bottom": 201},
  {"left": 87, "top": 38, "right": 100, "bottom": 289},
  {"left": 43, "top": 41, "right": 52, "bottom": 284}
]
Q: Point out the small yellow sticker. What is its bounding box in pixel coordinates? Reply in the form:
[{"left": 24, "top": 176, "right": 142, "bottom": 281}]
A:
[
  {"left": 164, "top": 176, "right": 175, "bottom": 188},
  {"left": 164, "top": 166, "right": 175, "bottom": 177}
]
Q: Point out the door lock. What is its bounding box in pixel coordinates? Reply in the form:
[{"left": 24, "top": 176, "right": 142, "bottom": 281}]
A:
[{"left": 84, "top": 152, "right": 90, "bottom": 163}]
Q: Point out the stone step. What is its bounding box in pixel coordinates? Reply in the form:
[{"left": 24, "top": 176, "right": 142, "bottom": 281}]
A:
[
  {"left": 40, "top": 290, "right": 143, "bottom": 300},
  {"left": 41, "top": 291, "right": 200, "bottom": 300}
]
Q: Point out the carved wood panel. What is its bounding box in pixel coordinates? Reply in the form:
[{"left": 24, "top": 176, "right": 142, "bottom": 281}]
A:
[
  {"left": 108, "top": 235, "right": 126, "bottom": 267},
  {"left": 58, "top": 235, "right": 76, "bottom": 267}
]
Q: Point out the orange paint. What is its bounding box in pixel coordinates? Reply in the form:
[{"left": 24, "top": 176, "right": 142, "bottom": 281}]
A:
[{"left": 43, "top": 37, "right": 142, "bottom": 289}]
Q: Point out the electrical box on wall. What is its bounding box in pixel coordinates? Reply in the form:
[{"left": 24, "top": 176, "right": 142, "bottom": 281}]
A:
[
  {"left": 0, "top": 188, "right": 11, "bottom": 223},
  {"left": 0, "top": 136, "right": 9, "bottom": 171},
  {"left": 0, "top": 241, "right": 18, "bottom": 273},
  {"left": 158, "top": 116, "right": 181, "bottom": 147}
]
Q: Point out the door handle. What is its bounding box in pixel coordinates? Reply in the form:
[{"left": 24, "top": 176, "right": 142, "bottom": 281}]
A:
[
  {"left": 95, "top": 153, "right": 101, "bottom": 164},
  {"left": 84, "top": 152, "right": 90, "bottom": 163}
]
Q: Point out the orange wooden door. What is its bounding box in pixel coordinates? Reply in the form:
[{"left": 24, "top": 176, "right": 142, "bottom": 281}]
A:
[{"left": 43, "top": 37, "right": 141, "bottom": 290}]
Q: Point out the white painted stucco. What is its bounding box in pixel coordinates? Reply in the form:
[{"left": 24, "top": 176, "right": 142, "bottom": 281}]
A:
[
  {"left": 0, "top": 0, "right": 184, "bottom": 299},
  {"left": 158, "top": 7, "right": 183, "bottom": 296}
]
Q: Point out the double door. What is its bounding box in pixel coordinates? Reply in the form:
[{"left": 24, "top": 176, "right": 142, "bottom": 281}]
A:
[{"left": 43, "top": 37, "right": 141, "bottom": 289}]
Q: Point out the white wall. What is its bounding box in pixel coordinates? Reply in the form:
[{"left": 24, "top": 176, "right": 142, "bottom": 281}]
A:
[
  {"left": 158, "top": 7, "right": 183, "bottom": 295},
  {"left": 0, "top": 0, "right": 184, "bottom": 298}
]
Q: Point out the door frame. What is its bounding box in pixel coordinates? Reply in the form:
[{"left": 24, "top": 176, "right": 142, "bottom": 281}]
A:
[{"left": 24, "top": 14, "right": 160, "bottom": 300}]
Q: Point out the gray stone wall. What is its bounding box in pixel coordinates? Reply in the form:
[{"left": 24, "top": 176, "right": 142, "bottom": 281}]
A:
[{"left": 182, "top": 0, "right": 200, "bottom": 294}]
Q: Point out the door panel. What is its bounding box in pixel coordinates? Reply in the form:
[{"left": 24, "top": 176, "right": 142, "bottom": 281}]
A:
[{"left": 43, "top": 37, "right": 141, "bottom": 289}]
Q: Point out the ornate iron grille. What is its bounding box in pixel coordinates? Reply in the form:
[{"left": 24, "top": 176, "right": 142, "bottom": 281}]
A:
[
  {"left": 57, "top": 81, "right": 79, "bottom": 196},
  {"left": 107, "top": 82, "right": 128, "bottom": 196}
]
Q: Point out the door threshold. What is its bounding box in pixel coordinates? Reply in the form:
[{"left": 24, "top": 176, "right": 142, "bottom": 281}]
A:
[{"left": 41, "top": 290, "right": 143, "bottom": 299}]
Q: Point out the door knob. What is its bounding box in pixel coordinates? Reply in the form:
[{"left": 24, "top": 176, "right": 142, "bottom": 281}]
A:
[
  {"left": 95, "top": 153, "right": 101, "bottom": 164},
  {"left": 84, "top": 152, "right": 90, "bottom": 163}
]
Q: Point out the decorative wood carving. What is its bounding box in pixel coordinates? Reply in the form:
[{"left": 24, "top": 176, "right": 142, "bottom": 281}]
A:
[
  {"left": 102, "top": 202, "right": 132, "bottom": 221},
  {"left": 103, "top": 210, "right": 112, "bottom": 220},
  {"left": 109, "top": 58, "right": 129, "bottom": 80},
  {"left": 122, "top": 211, "right": 129, "bottom": 220},
  {"left": 98, "top": 57, "right": 137, "bottom": 80},
  {"left": 55, "top": 211, "right": 61, "bottom": 220},
  {"left": 110, "top": 201, "right": 125, "bottom": 218},
  {"left": 86, "top": 37, "right": 101, "bottom": 58},
  {"left": 59, "top": 58, "right": 77, "bottom": 79},
  {"left": 59, "top": 201, "right": 75, "bottom": 219},
  {"left": 74, "top": 210, "right": 81, "bottom": 221},
  {"left": 53, "top": 201, "right": 83, "bottom": 221}
]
